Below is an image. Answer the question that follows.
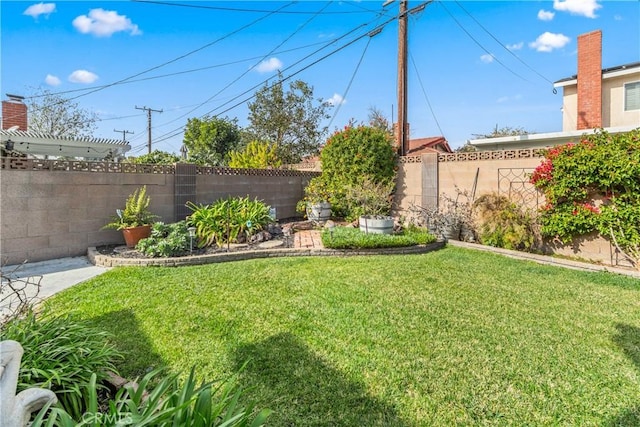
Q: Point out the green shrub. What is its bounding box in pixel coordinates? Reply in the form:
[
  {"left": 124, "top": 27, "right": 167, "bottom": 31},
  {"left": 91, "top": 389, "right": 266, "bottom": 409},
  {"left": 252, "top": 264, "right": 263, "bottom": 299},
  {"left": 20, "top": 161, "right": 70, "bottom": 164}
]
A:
[
  {"left": 317, "top": 125, "right": 397, "bottom": 219},
  {"left": 473, "top": 193, "right": 538, "bottom": 251},
  {"left": 187, "top": 197, "right": 272, "bottom": 247},
  {"left": 321, "top": 226, "right": 435, "bottom": 249},
  {"left": 530, "top": 128, "right": 640, "bottom": 267},
  {"left": 228, "top": 140, "right": 282, "bottom": 169},
  {"left": 136, "top": 221, "right": 191, "bottom": 257},
  {"left": 1, "top": 311, "right": 122, "bottom": 421},
  {"left": 34, "top": 369, "right": 271, "bottom": 426}
]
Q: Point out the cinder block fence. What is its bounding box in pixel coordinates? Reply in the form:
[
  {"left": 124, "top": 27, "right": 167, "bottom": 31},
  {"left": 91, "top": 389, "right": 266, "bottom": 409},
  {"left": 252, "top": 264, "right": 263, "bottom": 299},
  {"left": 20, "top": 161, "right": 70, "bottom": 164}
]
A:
[{"left": 0, "top": 158, "right": 317, "bottom": 265}]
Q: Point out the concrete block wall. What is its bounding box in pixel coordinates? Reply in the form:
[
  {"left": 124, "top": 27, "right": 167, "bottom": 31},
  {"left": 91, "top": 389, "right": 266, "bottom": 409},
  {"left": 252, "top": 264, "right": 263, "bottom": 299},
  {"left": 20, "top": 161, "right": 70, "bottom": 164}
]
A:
[
  {"left": 394, "top": 151, "right": 626, "bottom": 268},
  {"left": 196, "top": 173, "right": 310, "bottom": 220},
  {"left": 0, "top": 161, "right": 314, "bottom": 265}
]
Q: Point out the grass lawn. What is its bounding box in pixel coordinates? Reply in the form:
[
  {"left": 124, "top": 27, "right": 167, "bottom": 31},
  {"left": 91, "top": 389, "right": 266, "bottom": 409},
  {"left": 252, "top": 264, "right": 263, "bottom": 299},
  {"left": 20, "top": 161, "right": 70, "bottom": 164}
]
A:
[{"left": 44, "top": 246, "right": 640, "bottom": 426}]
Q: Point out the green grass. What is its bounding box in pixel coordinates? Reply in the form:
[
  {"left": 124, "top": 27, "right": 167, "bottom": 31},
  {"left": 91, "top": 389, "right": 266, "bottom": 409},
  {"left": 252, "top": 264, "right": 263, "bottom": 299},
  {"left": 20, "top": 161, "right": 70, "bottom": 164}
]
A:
[
  {"left": 44, "top": 246, "right": 640, "bottom": 426},
  {"left": 321, "top": 226, "right": 436, "bottom": 249}
]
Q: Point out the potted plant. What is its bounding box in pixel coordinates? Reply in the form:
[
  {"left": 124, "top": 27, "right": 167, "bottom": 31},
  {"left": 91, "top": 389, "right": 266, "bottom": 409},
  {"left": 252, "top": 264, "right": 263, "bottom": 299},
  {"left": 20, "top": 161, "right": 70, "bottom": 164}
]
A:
[
  {"left": 344, "top": 177, "right": 396, "bottom": 234},
  {"left": 297, "top": 177, "right": 332, "bottom": 224},
  {"left": 102, "top": 186, "right": 158, "bottom": 247}
]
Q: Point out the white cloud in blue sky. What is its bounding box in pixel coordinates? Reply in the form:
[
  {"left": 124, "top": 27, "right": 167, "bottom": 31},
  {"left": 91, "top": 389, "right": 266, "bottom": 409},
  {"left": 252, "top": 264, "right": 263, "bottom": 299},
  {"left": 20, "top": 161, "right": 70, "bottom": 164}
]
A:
[
  {"left": 254, "top": 57, "right": 283, "bottom": 73},
  {"left": 45, "top": 74, "right": 61, "bottom": 86},
  {"left": 72, "top": 9, "right": 141, "bottom": 37},
  {"left": 553, "top": 0, "right": 602, "bottom": 18},
  {"left": 529, "top": 32, "right": 570, "bottom": 52},
  {"left": 23, "top": 2, "right": 55, "bottom": 19},
  {"left": 68, "top": 70, "right": 98, "bottom": 84},
  {"left": 480, "top": 54, "right": 494, "bottom": 64},
  {"left": 506, "top": 42, "right": 524, "bottom": 51},
  {"left": 537, "top": 9, "right": 555, "bottom": 21},
  {"left": 326, "top": 93, "right": 346, "bottom": 106}
]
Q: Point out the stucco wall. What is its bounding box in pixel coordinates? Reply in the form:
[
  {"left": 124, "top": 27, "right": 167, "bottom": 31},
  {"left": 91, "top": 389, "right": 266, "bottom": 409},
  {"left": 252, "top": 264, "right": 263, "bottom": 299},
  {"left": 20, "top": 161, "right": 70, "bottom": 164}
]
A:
[{"left": 604, "top": 74, "right": 640, "bottom": 128}]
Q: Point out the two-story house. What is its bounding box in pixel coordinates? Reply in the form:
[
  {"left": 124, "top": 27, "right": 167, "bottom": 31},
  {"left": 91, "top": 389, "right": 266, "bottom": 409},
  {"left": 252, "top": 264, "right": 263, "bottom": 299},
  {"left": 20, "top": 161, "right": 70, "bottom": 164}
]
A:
[{"left": 469, "top": 30, "right": 639, "bottom": 151}]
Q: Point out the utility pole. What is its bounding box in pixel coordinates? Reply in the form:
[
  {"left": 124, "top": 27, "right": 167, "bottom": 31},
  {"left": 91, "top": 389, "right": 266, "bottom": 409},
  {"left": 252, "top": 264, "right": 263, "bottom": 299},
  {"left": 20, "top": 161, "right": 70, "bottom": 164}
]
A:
[
  {"left": 114, "top": 128, "right": 134, "bottom": 142},
  {"left": 397, "top": 0, "right": 408, "bottom": 156},
  {"left": 135, "top": 106, "right": 163, "bottom": 154}
]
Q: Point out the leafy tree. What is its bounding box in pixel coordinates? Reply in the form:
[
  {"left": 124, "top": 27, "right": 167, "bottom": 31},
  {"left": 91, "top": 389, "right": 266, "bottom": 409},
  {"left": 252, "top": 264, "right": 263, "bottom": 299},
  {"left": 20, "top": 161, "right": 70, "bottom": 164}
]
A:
[
  {"left": 127, "top": 150, "right": 181, "bottom": 164},
  {"left": 472, "top": 124, "right": 532, "bottom": 139},
  {"left": 183, "top": 116, "right": 240, "bottom": 165},
  {"left": 456, "top": 142, "right": 478, "bottom": 153},
  {"left": 228, "top": 141, "right": 282, "bottom": 169},
  {"left": 367, "top": 106, "right": 392, "bottom": 134},
  {"left": 26, "top": 89, "right": 98, "bottom": 138},
  {"left": 246, "top": 75, "right": 330, "bottom": 164}
]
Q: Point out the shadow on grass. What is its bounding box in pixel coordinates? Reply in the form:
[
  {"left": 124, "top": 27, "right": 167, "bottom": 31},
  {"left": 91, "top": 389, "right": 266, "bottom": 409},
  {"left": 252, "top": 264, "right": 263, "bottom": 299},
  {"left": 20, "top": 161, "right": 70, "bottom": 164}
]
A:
[
  {"left": 87, "top": 309, "right": 165, "bottom": 379},
  {"left": 607, "top": 324, "right": 640, "bottom": 426},
  {"left": 233, "top": 332, "right": 407, "bottom": 426}
]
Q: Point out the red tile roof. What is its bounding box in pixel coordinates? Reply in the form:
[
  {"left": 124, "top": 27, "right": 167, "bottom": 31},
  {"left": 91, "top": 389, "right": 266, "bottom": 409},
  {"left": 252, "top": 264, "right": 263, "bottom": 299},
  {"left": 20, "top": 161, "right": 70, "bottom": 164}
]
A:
[{"left": 406, "top": 136, "right": 452, "bottom": 155}]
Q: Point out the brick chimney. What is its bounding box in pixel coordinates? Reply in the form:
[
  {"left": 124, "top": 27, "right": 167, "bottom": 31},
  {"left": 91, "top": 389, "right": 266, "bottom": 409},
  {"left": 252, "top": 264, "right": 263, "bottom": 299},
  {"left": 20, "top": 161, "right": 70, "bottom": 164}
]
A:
[
  {"left": 577, "top": 30, "right": 602, "bottom": 130},
  {"left": 1, "top": 94, "right": 28, "bottom": 131}
]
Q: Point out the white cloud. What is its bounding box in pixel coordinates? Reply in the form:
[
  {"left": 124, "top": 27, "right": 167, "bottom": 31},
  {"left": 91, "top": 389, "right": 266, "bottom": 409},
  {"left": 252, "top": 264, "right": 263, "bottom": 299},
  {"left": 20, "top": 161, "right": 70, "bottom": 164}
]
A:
[
  {"left": 507, "top": 42, "right": 524, "bottom": 51},
  {"left": 73, "top": 8, "right": 141, "bottom": 37},
  {"left": 326, "top": 93, "right": 346, "bottom": 106},
  {"left": 553, "top": 0, "right": 601, "bottom": 18},
  {"left": 254, "top": 57, "right": 283, "bottom": 73},
  {"left": 68, "top": 70, "right": 99, "bottom": 84},
  {"left": 529, "top": 32, "right": 570, "bottom": 52},
  {"left": 614, "top": 14, "right": 622, "bottom": 21},
  {"left": 45, "top": 74, "right": 61, "bottom": 86},
  {"left": 537, "top": 9, "right": 555, "bottom": 21},
  {"left": 497, "top": 94, "right": 523, "bottom": 103},
  {"left": 23, "top": 2, "right": 55, "bottom": 18},
  {"left": 480, "top": 53, "right": 494, "bottom": 64}
]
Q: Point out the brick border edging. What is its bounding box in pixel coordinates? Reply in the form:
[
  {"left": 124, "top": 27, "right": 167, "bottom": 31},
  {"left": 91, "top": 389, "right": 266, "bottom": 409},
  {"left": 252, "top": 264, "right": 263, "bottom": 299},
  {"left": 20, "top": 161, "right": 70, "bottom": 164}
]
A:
[{"left": 87, "top": 241, "right": 447, "bottom": 268}]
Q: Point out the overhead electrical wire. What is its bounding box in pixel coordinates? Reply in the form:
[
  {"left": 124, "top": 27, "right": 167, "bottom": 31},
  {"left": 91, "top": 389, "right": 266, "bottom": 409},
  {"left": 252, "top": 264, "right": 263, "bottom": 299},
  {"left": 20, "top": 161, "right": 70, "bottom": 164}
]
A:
[
  {"left": 133, "top": 0, "right": 375, "bottom": 15},
  {"left": 25, "top": 40, "right": 331, "bottom": 100},
  {"left": 152, "top": 3, "right": 411, "bottom": 147},
  {"left": 452, "top": 0, "right": 557, "bottom": 91},
  {"left": 409, "top": 52, "right": 445, "bottom": 137},
  {"left": 438, "top": 1, "right": 532, "bottom": 84},
  {"left": 158, "top": 1, "right": 333, "bottom": 129}
]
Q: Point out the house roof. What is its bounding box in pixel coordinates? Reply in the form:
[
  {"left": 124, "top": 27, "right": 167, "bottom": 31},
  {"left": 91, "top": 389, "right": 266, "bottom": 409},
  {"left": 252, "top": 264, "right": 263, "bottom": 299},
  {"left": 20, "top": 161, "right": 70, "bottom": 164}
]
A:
[
  {"left": 406, "top": 136, "right": 452, "bottom": 155},
  {"left": 0, "top": 129, "right": 130, "bottom": 159},
  {"left": 554, "top": 61, "right": 640, "bottom": 87},
  {"left": 468, "top": 124, "right": 638, "bottom": 151}
]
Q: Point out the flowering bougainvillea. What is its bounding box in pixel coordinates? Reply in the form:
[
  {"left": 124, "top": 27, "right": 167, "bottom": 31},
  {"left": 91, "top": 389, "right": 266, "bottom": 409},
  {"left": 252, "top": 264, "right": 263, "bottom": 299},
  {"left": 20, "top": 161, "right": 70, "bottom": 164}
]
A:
[{"left": 531, "top": 128, "right": 640, "bottom": 268}]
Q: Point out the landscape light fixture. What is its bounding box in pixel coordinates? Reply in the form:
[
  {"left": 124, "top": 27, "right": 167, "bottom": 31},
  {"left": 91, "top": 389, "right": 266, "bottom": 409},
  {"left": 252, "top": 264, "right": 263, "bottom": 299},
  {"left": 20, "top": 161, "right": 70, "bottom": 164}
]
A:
[
  {"left": 188, "top": 227, "right": 196, "bottom": 253},
  {"left": 4, "top": 139, "right": 14, "bottom": 151}
]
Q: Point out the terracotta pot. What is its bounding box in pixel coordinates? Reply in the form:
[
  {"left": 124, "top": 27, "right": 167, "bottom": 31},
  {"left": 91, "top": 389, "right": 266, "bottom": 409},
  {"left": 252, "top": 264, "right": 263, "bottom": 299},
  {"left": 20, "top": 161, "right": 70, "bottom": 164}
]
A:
[{"left": 122, "top": 225, "right": 152, "bottom": 248}]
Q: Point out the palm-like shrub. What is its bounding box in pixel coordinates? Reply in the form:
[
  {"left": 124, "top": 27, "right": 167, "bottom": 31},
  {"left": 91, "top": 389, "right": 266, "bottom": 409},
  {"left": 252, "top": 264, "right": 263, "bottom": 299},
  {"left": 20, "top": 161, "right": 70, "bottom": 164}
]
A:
[{"left": 103, "top": 186, "right": 158, "bottom": 230}]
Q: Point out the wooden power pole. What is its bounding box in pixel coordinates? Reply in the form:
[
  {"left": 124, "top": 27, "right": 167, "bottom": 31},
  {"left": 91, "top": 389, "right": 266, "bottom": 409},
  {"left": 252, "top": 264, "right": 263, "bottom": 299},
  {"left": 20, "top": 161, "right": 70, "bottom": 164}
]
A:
[
  {"left": 397, "top": 0, "right": 408, "bottom": 156},
  {"left": 135, "top": 106, "right": 163, "bottom": 154}
]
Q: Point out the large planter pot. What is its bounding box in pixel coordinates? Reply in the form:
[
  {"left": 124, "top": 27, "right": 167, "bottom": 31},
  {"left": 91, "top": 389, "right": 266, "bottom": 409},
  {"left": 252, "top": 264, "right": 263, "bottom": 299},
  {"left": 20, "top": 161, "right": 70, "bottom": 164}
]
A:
[
  {"left": 307, "top": 202, "right": 331, "bottom": 223},
  {"left": 359, "top": 215, "right": 394, "bottom": 235},
  {"left": 121, "top": 225, "right": 152, "bottom": 248}
]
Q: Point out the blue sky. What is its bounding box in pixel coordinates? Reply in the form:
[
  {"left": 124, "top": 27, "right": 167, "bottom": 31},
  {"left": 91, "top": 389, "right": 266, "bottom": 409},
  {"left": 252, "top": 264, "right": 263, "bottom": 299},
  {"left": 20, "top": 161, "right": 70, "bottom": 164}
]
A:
[{"left": 1, "top": 0, "right": 638, "bottom": 155}]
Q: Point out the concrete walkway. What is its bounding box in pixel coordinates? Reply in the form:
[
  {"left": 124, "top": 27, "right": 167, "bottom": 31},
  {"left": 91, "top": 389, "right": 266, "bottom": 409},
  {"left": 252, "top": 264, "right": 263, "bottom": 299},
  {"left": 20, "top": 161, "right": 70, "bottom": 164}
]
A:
[{"left": 1, "top": 257, "right": 110, "bottom": 315}]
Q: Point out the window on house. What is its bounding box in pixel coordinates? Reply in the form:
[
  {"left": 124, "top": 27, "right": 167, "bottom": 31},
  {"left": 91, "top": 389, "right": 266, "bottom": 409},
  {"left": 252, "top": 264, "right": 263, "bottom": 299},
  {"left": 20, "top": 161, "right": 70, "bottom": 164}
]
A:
[{"left": 625, "top": 81, "right": 640, "bottom": 111}]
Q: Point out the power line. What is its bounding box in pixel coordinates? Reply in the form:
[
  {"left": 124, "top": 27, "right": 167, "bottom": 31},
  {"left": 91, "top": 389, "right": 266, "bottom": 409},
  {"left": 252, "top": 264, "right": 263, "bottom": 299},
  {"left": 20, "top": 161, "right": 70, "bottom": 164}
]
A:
[
  {"left": 327, "top": 33, "right": 375, "bottom": 131},
  {"left": 133, "top": 0, "right": 375, "bottom": 15},
  {"left": 155, "top": 1, "right": 431, "bottom": 148},
  {"left": 159, "top": 1, "right": 334, "bottom": 129},
  {"left": 452, "top": 0, "right": 556, "bottom": 90},
  {"left": 438, "top": 1, "right": 531, "bottom": 84},
  {"left": 409, "top": 52, "right": 444, "bottom": 136}
]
